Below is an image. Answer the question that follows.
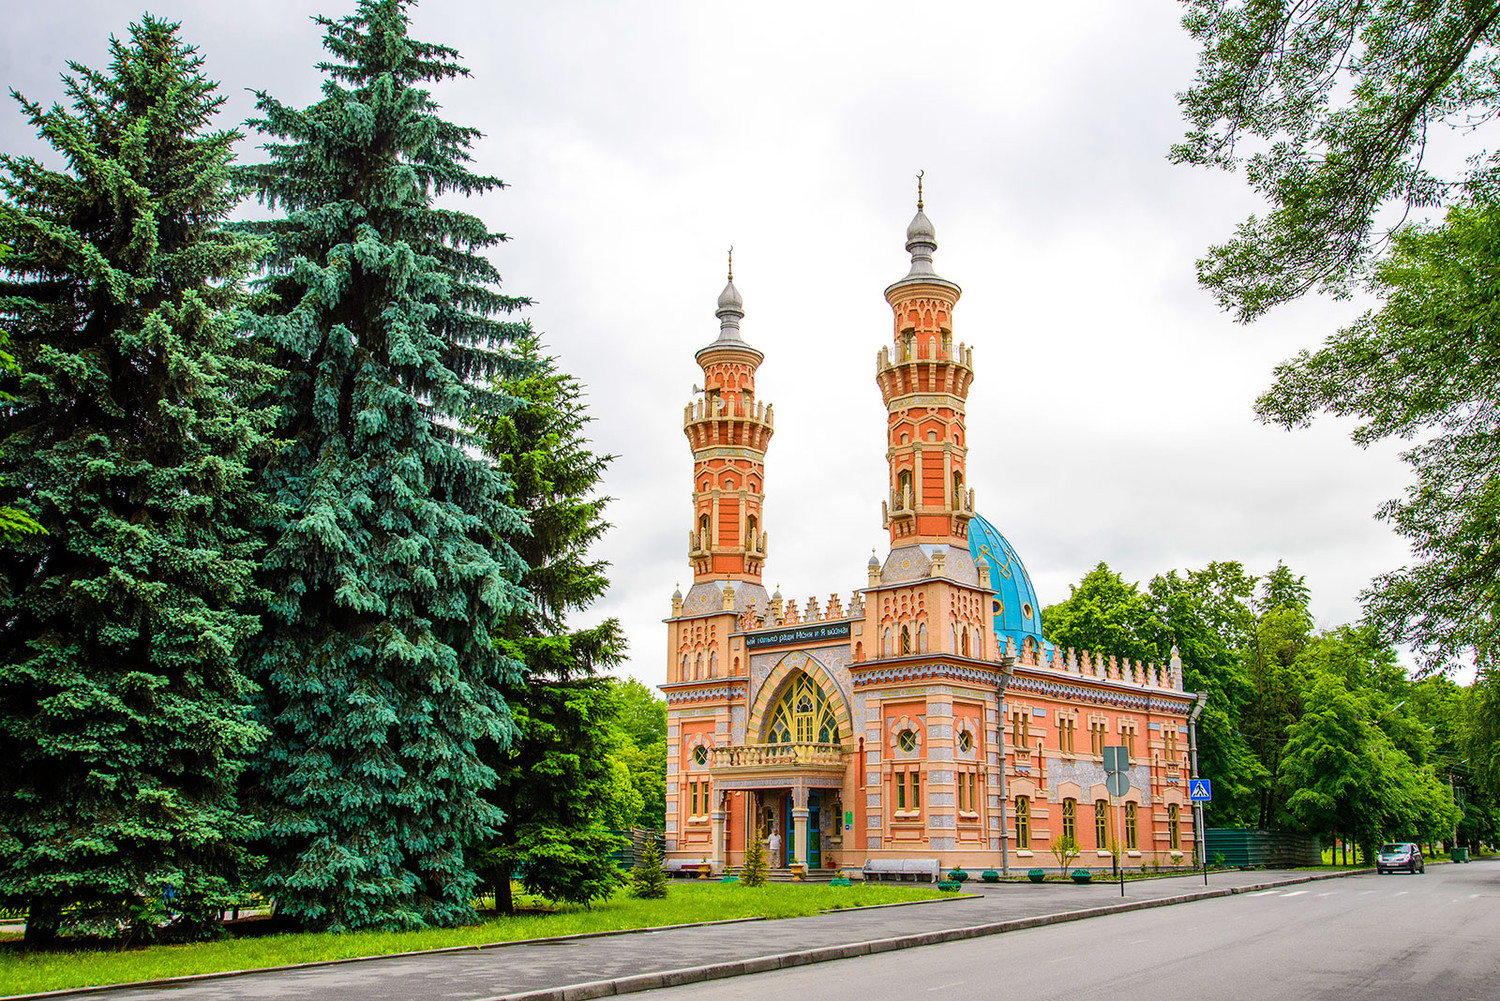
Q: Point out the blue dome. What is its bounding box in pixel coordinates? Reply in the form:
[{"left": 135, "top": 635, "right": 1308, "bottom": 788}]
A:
[{"left": 968, "top": 513, "right": 1048, "bottom": 656}]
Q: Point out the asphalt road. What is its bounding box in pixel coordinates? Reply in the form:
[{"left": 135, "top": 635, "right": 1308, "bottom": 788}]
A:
[{"left": 639, "top": 863, "right": 1500, "bottom": 1001}]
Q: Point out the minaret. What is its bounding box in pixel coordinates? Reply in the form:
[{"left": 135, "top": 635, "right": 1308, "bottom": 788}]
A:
[
  {"left": 876, "top": 177, "right": 975, "bottom": 553},
  {"left": 683, "top": 252, "right": 775, "bottom": 588}
]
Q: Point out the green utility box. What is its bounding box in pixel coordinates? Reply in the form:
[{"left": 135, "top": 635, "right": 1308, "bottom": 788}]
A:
[{"left": 1452, "top": 847, "right": 1470, "bottom": 862}]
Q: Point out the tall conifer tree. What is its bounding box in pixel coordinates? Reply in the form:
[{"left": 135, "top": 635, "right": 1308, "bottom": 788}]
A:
[
  {"left": 234, "top": 0, "right": 531, "bottom": 931},
  {"left": 471, "top": 337, "right": 630, "bottom": 911},
  {"left": 0, "top": 18, "right": 277, "bottom": 943}
]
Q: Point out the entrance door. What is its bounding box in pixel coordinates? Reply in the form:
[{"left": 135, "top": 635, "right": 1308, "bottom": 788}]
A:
[
  {"left": 808, "top": 792, "right": 821, "bottom": 868},
  {"left": 786, "top": 793, "right": 822, "bottom": 869}
]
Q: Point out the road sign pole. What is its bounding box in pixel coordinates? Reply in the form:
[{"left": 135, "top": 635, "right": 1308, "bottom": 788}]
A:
[{"left": 1113, "top": 795, "right": 1124, "bottom": 896}]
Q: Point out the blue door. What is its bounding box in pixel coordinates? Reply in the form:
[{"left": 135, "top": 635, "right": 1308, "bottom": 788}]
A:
[{"left": 785, "top": 793, "right": 822, "bottom": 868}]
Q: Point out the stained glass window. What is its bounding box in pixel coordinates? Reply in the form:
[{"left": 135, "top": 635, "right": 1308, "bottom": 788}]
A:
[{"left": 766, "top": 674, "right": 840, "bottom": 744}]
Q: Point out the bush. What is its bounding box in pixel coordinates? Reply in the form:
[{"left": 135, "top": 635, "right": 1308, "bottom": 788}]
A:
[
  {"left": 981, "top": 870, "right": 1000, "bottom": 883},
  {"left": 947, "top": 868, "right": 969, "bottom": 883}
]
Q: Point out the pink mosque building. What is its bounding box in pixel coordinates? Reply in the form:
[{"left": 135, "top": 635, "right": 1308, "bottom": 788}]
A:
[{"left": 662, "top": 193, "right": 1205, "bottom": 877}]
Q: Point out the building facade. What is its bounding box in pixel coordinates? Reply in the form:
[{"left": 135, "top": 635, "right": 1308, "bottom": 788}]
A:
[{"left": 663, "top": 199, "right": 1204, "bottom": 876}]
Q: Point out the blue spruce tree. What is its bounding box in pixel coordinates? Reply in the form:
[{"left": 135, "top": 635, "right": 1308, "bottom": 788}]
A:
[
  {"left": 235, "top": 0, "right": 532, "bottom": 931},
  {"left": 0, "top": 18, "right": 278, "bottom": 944}
]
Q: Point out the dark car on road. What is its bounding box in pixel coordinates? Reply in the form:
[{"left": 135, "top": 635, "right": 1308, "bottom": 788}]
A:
[{"left": 1376, "top": 842, "right": 1425, "bottom": 874}]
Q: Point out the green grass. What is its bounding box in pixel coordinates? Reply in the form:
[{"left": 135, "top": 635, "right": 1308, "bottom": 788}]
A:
[{"left": 0, "top": 882, "right": 942, "bottom": 997}]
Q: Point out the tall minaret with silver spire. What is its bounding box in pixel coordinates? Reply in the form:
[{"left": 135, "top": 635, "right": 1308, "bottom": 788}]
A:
[
  {"left": 683, "top": 251, "right": 775, "bottom": 586},
  {"left": 876, "top": 176, "right": 976, "bottom": 554}
]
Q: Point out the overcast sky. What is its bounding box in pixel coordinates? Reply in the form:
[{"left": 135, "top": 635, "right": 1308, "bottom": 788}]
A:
[{"left": 2, "top": 1, "right": 1444, "bottom": 684}]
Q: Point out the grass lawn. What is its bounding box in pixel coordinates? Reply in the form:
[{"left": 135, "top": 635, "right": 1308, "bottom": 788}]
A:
[{"left": 0, "top": 881, "right": 943, "bottom": 997}]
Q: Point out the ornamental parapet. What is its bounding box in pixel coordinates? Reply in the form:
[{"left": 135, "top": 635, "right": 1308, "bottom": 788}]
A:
[{"left": 710, "top": 742, "right": 846, "bottom": 770}]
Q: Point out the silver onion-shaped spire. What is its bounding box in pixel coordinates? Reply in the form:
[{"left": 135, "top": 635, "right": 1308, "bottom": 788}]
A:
[{"left": 715, "top": 247, "right": 744, "bottom": 340}]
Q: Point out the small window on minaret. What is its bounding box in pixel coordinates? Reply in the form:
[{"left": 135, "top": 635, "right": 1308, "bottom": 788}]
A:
[
  {"left": 901, "top": 626, "right": 911, "bottom": 654},
  {"left": 917, "top": 623, "right": 928, "bottom": 652}
]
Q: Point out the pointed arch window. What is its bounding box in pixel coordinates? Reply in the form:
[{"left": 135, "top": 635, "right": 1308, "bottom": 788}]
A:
[
  {"left": 917, "top": 623, "right": 928, "bottom": 653},
  {"left": 766, "top": 674, "right": 840, "bottom": 745},
  {"left": 708, "top": 650, "right": 718, "bottom": 678},
  {"left": 900, "top": 625, "right": 911, "bottom": 654}
]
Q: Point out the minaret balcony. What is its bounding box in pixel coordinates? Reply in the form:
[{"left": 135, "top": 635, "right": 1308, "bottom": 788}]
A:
[{"left": 709, "top": 742, "right": 847, "bottom": 781}]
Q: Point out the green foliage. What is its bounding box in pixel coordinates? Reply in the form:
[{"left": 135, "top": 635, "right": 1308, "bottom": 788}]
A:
[
  {"left": 1259, "top": 202, "right": 1500, "bottom": 678},
  {"left": 232, "top": 0, "right": 531, "bottom": 931},
  {"left": 739, "top": 833, "right": 769, "bottom": 887},
  {"left": 1049, "top": 834, "right": 1081, "bottom": 872},
  {"left": 468, "top": 337, "right": 630, "bottom": 911},
  {"left": 1041, "top": 562, "right": 1160, "bottom": 665},
  {"left": 477, "top": 678, "right": 630, "bottom": 910},
  {"left": 628, "top": 836, "right": 669, "bottom": 899},
  {"left": 0, "top": 17, "right": 277, "bottom": 943},
  {"left": 1172, "top": 0, "right": 1500, "bottom": 320},
  {"left": 0, "top": 243, "right": 42, "bottom": 543},
  {"left": 612, "top": 678, "right": 667, "bottom": 830},
  {"left": 1044, "top": 557, "right": 1473, "bottom": 847}
]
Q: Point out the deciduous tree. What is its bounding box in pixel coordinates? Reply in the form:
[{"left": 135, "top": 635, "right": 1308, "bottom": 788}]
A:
[{"left": 1173, "top": 0, "right": 1500, "bottom": 320}]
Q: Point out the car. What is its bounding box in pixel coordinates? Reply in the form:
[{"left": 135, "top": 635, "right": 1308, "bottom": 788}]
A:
[{"left": 1376, "top": 842, "right": 1425, "bottom": 874}]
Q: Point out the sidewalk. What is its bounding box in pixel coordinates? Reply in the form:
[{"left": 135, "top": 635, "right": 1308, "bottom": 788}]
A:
[{"left": 12, "top": 867, "right": 1376, "bottom": 1001}]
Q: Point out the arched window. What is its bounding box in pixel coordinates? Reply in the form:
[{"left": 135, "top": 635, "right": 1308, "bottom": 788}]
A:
[
  {"left": 1015, "top": 796, "right": 1031, "bottom": 849},
  {"left": 1062, "top": 798, "right": 1077, "bottom": 841},
  {"left": 680, "top": 654, "right": 688, "bottom": 679},
  {"left": 708, "top": 650, "right": 718, "bottom": 678},
  {"left": 917, "top": 623, "right": 928, "bottom": 652},
  {"left": 952, "top": 469, "right": 963, "bottom": 501},
  {"left": 855, "top": 641, "right": 864, "bottom": 661},
  {"left": 766, "top": 674, "right": 840, "bottom": 745},
  {"left": 1095, "top": 799, "right": 1109, "bottom": 849},
  {"left": 745, "top": 514, "right": 758, "bottom": 548},
  {"left": 900, "top": 625, "right": 911, "bottom": 654},
  {"left": 695, "top": 653, "right": 703, "bottom": 679},
  {"left": 951, "top": 624, "right": 958, "bottom": 652},
  {"left": 896, "top": 469, "right": 913, "bottom": 508},
  {"left": 698, "top": 513, "right": 710, "bottom": 543},
  {"left": 1125, "top": 801, "right": 1138, "bottom": 851},
  {"left": 883, "top": 628, "right": 892, "bottom": 657},
  {"left": 1168, "top": 803, "right": 1180, "bottom": 850},
  {"left": 961, "top": 627, "right": 970, "bottom": 657}
]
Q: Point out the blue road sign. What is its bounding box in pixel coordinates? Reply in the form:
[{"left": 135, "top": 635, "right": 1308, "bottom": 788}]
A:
[{"left": 1189, "top": 779, "right": 1213, "bottom": 801}]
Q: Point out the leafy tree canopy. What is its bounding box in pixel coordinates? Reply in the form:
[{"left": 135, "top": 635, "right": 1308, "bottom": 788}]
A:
[
  {"left": 1259, "top": 201, "right": 1500, "bottom": 675},
  {"left": 1173, "top": 0, "right": 1500, "bottom": 320}
]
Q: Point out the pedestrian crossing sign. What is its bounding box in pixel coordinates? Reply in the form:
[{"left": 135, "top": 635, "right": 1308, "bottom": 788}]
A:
[{"left": 1189, "top": 779, "right": 1212, "bottom": 801}]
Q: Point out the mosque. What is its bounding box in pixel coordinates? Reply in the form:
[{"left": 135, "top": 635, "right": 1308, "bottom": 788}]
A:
[{"left": 661, "top": 192, "right": 1203, "bottom": 877}]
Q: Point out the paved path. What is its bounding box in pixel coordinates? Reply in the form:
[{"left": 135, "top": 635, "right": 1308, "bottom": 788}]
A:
[{"left": 33, "top": 868, "right": 1386, "bottom": 1001}]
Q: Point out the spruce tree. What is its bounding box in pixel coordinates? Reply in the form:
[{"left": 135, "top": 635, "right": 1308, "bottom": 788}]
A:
[
  {"left": 470, "top": 338, "right": 631, "bottom": 912},
  {"left": 739, "top": 833, "right": 769, "bottom": 888},
  {"left": 234, "top": 0, "right": 532, "bottom": 931},
  {"left": 629, "top": 836, "right": 669, "bottom": 900},
  {"left": 0, "top": 18, "right": 277, "bottom": 943}
]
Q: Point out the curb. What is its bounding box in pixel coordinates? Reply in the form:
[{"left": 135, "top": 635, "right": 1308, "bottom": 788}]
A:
[{"left": 482, "top": 869, "right": 1373, "bottom": 1001}]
